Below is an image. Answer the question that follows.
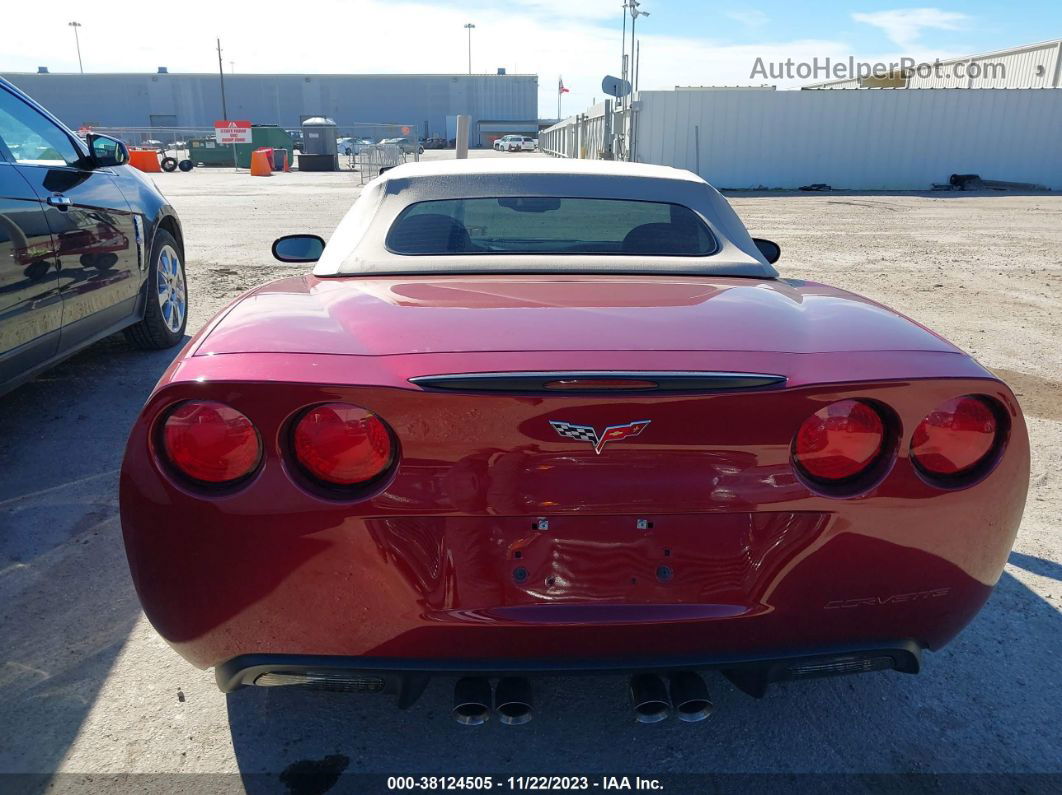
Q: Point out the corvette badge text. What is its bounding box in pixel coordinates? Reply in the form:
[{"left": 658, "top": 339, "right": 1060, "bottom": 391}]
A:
[
  {"left": 824, "top": 587, "right": 951, "bottom": 609},
  {"left": 549, "top": 420, "right": 651, "bottom": 455}
]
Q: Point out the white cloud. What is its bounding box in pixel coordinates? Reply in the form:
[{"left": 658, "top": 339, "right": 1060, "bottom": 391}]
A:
[
  {"left": 852, "top": 8, "right": 968, "bottom": 49},
  {"left": 726, "top": 9, "right": 770, "bottom": 28}
]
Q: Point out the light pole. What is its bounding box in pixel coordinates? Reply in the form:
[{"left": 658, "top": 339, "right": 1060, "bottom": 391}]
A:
[
  {"left": 620, "top": 2, "right": 628, "bottom": 110},
  {"left": 630, "top": 1, "right": 648, "bottom": 91},
  {"left": 628, "top": 2, "right": 648, "bottom": 161},
  {"left": 464, "top": 23, "right": 475, "bottom": 74},
  {"left": 68, "top": 22, "right": 84, "bottom": 74}
]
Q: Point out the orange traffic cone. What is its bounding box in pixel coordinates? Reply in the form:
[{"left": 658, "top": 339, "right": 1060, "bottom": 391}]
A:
[
  {"left": 280, "top": 149, "right": 291, "bottom": 172},
  {"left": 250, "top": 147, "right": 273, "bottom": 177}
]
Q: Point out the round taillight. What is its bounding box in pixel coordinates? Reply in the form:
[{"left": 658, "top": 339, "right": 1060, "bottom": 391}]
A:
[
  {"left": 162, "top": 401, "right": 261, "bottom": 484},
  {"left": 911, "top": 395, "right": 998, "bottom": 477},
  {"left": 293, "top": 403, "right": 393, "bottom": 486},
  {"left": 793, "top": 399, "right": 885, "bottom": 481}
]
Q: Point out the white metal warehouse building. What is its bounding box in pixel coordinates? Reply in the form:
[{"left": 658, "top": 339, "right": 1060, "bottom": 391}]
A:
[
  {"left": 804, "top": 39, "right": 1062, "bottom": 90},
  {"left": 541, "top": 38, "right": 1062, "bottom": 191}
]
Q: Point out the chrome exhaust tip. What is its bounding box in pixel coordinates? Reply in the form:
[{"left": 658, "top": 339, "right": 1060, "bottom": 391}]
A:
[
  {"left": 452, "top": 677, "right": 492, "bottom": 725},
  {"left": 494, "top": 677, "right": 533, "bottom": 725},
  {"left": 668, "top": 671, "right": 713, "bottom": 723},
  {"left": 629, "top": 674, "right": 671, "bottom": 723}
]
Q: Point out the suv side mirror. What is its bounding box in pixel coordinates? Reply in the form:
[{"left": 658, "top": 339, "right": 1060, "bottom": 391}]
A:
[
  {"left": 272, "top": 234, "right": 326, "bottom": 263},
  {"left": 752, "top": 237, "right": 781, "bottom": 264},
  {"left": 87, "top": 134, "right": 129, "bottom": 167}
]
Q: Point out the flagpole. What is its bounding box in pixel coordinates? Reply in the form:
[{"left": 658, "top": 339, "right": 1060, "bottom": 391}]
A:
[{"left": 557, "top": 75, "right": 562, "bottom": 120}]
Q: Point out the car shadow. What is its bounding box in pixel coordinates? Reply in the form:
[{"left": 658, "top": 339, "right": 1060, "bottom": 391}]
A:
[
  {"left": 225, "top": 568, "right": 1062, "bottom": 788},
  {"left": 0, "top": 334, "right": 186, "bottom": 776},
  {"left": 1007, "top": 551, "right": 1062, "bottom": 582}
]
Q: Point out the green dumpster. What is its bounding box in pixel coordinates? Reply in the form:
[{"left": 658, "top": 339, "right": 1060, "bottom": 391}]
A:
[{"left": 189, "top": 125, "right": 294, "bottom": 168}]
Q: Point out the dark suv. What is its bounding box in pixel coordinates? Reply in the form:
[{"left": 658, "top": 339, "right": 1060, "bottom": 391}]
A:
[{"left": 0, "top": 78, "right": 187, "bottom": 396}]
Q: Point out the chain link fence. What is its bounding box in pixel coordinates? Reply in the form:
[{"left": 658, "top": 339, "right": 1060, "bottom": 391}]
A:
[
  {"left": 82, "top": 127, "right": 210, "bottom": 164},
  {"left": 86, "top": 123, "right": 423, "bottom": 174}
]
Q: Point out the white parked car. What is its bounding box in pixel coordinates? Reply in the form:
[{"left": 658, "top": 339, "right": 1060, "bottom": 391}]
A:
[{"left": 493, "top": 135, "right": 536, "bottom": 152}]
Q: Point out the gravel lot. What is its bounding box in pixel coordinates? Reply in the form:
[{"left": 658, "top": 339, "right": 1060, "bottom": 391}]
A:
[{"left": 1, "top": 150, "right": 1059, "bottom": 791}]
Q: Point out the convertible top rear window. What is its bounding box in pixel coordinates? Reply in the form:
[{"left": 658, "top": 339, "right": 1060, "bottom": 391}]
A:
[{"left": 385, "top": 197, "right": 718, "bottom": 257}]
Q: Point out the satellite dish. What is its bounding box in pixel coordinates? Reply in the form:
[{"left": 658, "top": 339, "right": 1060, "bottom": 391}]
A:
[{"left": 601, "top": 75, "right": 632, "bottom": 98}]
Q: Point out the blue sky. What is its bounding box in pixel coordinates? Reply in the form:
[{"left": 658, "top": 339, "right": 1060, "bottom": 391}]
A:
[
  {"left": 3, "top": 1, "right": 1060, "bottom": 116},
  {"left": 595, "top": 1, "right": 1061, "bottom": 53}
]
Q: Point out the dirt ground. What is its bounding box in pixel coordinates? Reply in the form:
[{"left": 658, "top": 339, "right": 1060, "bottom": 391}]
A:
[{"left": 1, "top": 150, "right": 1059, "bottom": 789}]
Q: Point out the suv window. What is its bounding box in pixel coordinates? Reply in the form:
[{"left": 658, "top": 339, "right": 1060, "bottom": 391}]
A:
[{"left": 0, "top": 89, "right": 80, "bottom": 167}]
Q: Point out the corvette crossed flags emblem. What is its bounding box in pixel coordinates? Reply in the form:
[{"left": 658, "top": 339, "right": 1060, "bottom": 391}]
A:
[{"left": 549, "top": 419, "right": 651, "bottom": 455}]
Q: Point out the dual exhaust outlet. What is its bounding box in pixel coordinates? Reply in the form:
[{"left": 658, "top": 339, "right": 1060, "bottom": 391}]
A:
[
  {"left": 629, "top": 671, "right": 713, "bottom": 723},
  {"left": 453, "top": 677, "right": 533, "bottom": 726},
  {"left": 451, "top": 671, "right": 712, "bottom": 725}
]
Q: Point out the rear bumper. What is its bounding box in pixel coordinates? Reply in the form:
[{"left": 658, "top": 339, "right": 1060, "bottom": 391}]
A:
[{"left": 215, "top": 640, "right": 922, "bottom": 701}]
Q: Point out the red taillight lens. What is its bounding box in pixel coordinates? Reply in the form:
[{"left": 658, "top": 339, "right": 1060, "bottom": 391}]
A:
[
  {"left": 293, "top": 403, "right": 393, "bottom": 485},
  {"left": 911, "top": 395, "right": 998, "bottom": 476},
  {"left": 162, "top": 401, "right": 261, "bottom": 484},
  {"left": 794, "top": 399, "right": 885, "bottom": 481}
]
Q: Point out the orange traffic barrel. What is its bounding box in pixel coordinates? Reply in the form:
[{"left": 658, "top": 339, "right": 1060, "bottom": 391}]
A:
[
  {"left": 250, "top": 147, "right": 273, "bottom": 177},
  {"left": 129, "top": 149, "right": 162, "bottom": 173}
]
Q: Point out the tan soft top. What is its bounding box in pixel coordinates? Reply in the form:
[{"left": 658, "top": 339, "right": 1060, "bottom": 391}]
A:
[{"left": 313, "top": 158, "right": 777, "bottom": 278}]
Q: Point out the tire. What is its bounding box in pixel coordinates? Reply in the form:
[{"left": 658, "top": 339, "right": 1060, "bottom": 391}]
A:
[
  {"left": 177, "top": 159, "right": 194, "bottom": 172},
  {"left": 161, "top": 156, "right": 178, "bottom": 172},
  {"left": 124, "top": 229, "right": 187, "bottom": 350}
]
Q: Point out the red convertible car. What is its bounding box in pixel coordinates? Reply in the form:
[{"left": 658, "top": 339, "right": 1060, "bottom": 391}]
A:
[{"left": 120, "top": 159, "right": 1028, "bottom": 725}]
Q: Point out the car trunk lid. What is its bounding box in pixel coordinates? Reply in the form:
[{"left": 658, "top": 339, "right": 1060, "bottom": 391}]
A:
[{"left": 193, "top": 273, "right": 960, "bottom": 357}]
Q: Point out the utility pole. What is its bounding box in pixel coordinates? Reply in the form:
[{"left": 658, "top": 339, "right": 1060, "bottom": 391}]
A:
[
  {"left": 630, "top": 2, "right": 649, "bottom": 92},
  {"left": 628, "top": 3, "right": 648, "bottom": 161},
  {"left": 68, "top": 22, "right": 84, "bottom": 74},
  {"left": 635, "top": 39, "right": 641, "bottom": 92},
  {"left": 629, "top": 0, "right": 639, "bottom": 94},
  {"left": 464, "top": 23, "right": 475, "bottom": 74},
  {"left": 216, "top": 37, "right": 228, "bottom": 120},
  {"left": 619, "top": 2, "right": 627, "bottom": 110}
]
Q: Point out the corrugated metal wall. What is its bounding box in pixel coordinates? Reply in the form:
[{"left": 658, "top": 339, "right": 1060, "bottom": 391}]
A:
[
  {"left": 0, "top": 73, "right": 538, "bottom": 138},
  {"left": 631, "top": 88, "right": 1062, "bottom": 189},
  {"left": 806, "top": 39, "right": 1062, "bottom": 89}
]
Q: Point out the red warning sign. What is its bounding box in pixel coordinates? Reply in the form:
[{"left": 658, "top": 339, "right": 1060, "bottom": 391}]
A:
[{"left": 214, "top": 120, "right": 252, "bottom": 145}]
